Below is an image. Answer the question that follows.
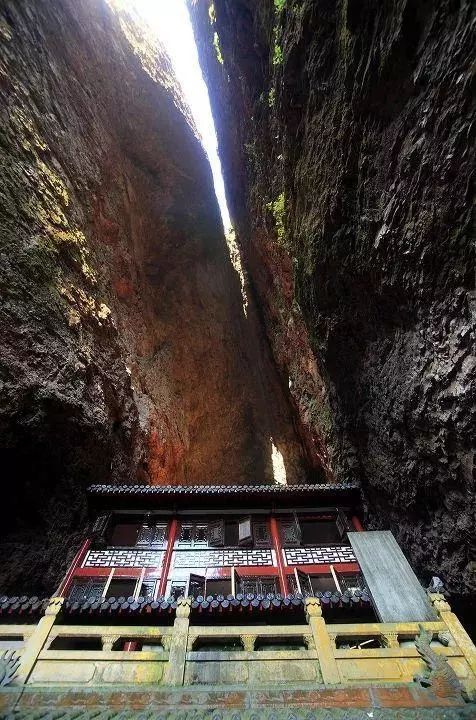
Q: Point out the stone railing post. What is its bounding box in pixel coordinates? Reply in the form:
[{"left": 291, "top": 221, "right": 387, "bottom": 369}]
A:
[
  {"left": 382, "top": 631, "right": 400, "bottom": 648},
  {"left": 305, "top": 596, "right": 340, "bottom": 685},
  {"left": 429, "top": 593, "right": 476, "bottom": 678},
  {"left": 101, "top": 635, "right": 120, "bottom": 652},
  {"left": 17, "top": 597, "right": 64, "bottom": 683},
  {"left": 163, "top": 597, "right": 191, "bottom": 686},
  {"left": 240, "top": 634, "right": 256, "bottom": 652}
]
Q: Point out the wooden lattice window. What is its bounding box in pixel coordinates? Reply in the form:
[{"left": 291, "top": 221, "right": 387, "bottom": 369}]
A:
[
  {"left": 336, "top": 510, "right": 351, "bottom": 539},
  {"left": 291, "top": 568, "right": 313, "bottom": 596},
  {"left": 169, "top": 580, "right": 187, "bottom": 600},
  {"left": 139, "top": 580, "right": 157, "bottom": 602},
  {"left": 240, "top": 576, "right": 277, "bottom": 596},
  {"left": 179, "top": 524, "right": 193, "bottom": 544},
  {"left": 106, "top": 578, "right": 137, "bottom": 600},
  {"left": 339, "top": 573, "right": 365, "bottom": 593},
  {"left": 91, "top": 513, "right": 110, "bottom": 547},
  {"left": 136, "top": 526, "right": 155, "bottom": 546},
  {"left": 179, "top": 523, "right": 210, "bottom": 547},
  {"left": 238, "top": 517, "right": 252, "bottom": 546},
  {"left": 92, "top": 514, "right": 109, "bottom": 536},
  {"left": 195, "top": 524, "right": 209, "bottom": 545},
  {"left": 279, "top": 516, "right": 301, "bottom": 547},
  {"left": 188, "top": 574, "right": 206, "bottom": 598},
  {"left": 68, "top": 579, "right": 106, "bottom": 603},
  {"left": 136, "top": 523, "right": 167, "bottom": 547},
  {"left": 208, "top": 520, "right": 225, "bottom": 547},
  {"left": 291, "top": 567, "right": 343, "bottom": 596},
  {"left": 253, "top": 521, "right": 272, "bottom": 548}
]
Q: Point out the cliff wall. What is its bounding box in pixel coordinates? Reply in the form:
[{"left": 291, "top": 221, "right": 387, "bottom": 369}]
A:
[
  {"left": 0, "top": 0, "right": 306, "bottom": 592},
  {"left": 190, "top": 0, "right": 475, "bottom": 599}
]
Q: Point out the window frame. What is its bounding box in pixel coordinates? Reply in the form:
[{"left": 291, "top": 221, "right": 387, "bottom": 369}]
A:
[
  {"left": 239, "top": 575, "right": 278, "bottom": 596},
  {"left": 105, "top": 576, "right": 139, "bottom": 601},
  {"left": 176, "top": 517, "right": 272, "bottom": 549},
  {"left": 178, "top": 522, "right": 210, "bottom": 547},
  {"left": 291, "top": 567, "right": 363, "bottom": 596},
  {"left": 280, "top": 512, "right": 351, "bottom": 548},
  {"left": 107, "top": 515, "right": 168, "bottom": 549},
  {"left": 68, "top": 578, "right": 107, "bottom": 603},
  {"left": 135, "top": 522, "right": 168, "bottom": 548}
]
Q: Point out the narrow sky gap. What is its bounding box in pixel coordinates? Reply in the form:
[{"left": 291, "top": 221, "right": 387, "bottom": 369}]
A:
[
  {"left": 131, "top": 0, "right": 231, "bottom": 231},
  {"left": 129, "top": 0, "right": 250, "bottom": 317}
]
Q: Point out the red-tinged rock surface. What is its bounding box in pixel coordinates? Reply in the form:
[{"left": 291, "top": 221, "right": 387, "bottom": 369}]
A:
[
  {"left": 189, "top": 0, "right": 475, "bottom": 612},
  {"left": 0, "top": 0, "right": 307, "bottom": 593}
]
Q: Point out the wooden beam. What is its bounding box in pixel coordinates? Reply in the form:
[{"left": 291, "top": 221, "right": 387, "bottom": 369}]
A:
[
  {"left": 269, "top": 516, "right": 289, "bottom": 595},
  {"left": 158, "top": 518, "right": 178, "bottom": 597},
  {"left": 56, "top": 539, "right": 91, "bottom": 597}
]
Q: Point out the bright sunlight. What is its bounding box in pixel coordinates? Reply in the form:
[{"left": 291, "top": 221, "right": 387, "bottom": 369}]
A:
[{"left": 129, "top": 0, "right": 231, "bottom": 231}]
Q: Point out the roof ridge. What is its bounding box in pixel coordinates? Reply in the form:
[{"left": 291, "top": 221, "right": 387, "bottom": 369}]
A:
[{"left": 87, "top": 482, "right": 359, "bottom": 494}]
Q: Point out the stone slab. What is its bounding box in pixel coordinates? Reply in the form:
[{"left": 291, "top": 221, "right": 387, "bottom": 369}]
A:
[
  {"left": 0, "top": 683, "right": 472, "bottom": 716},
  {"left": 348, "top": 532, "right": 437, "bottom": 622},
  {"left": 1, "top": 701, "right": 475, "bottom": 720}
]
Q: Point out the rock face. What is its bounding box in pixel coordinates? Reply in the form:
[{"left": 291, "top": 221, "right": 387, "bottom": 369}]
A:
[
  {"left": 0, "top": 0, "right": 307, "bottom": 593},
  {"left": 189, "top": 0, "right": 475, "bottom": 598}
]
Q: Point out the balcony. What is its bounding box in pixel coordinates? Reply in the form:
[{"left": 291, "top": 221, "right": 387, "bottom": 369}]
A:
[{"left": 0, "top": 593, "right": 474, "bottom": 711}]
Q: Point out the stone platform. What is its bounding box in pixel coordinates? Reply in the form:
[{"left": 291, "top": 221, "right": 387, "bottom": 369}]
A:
[{"left": 1, "top": 685, "right": 475, "bottom": 719}]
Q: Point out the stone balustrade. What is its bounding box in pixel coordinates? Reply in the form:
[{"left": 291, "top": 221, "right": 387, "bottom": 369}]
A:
[{"left": 0, "top": 594, "right": 474, "bottom": 700}]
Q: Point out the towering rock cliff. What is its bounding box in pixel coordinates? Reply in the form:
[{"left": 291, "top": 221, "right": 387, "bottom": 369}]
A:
[
  {"left": 189, "top": 0, "right": 475, "bottom": 602},
  {"left": 0, "top": 0, "right": 307, "bottom": 593}
]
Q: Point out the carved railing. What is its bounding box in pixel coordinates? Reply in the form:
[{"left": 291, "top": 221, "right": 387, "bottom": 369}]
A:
[
  {"left": 43, "top": 624, "right": 174, "bottom": 653},
  {"left": 188, "top": 623, "right": 315, "bottom": 652},
  {"left": 0, "top": 594, "right": 473, "bottom": 697}
]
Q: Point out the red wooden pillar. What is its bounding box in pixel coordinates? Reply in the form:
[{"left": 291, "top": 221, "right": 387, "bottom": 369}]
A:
[
  {"left": 158, "top": 518, "right": 178, "bottom": 597},
  {"left": 56, "top": 539, "right": 91, "bottom": 597},
  {"left": 123, "top": 641, "right": 138, "bottom": 651},
  {"left": 351, "top": 515, "right": 364, "bottom": 532},
  {"left": 269, "top": 516, "right": 289, "bottom": 595}
]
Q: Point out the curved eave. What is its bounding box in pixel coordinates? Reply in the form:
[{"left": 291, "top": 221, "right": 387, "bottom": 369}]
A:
[{"left": 87, "top": 482, "right": 361, "bottom": 512}]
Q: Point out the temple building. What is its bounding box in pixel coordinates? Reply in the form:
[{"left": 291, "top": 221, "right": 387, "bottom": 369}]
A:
[
  {"left": 65, "top": 483, "right": 365, "bottom": 606},
  {"left": 1, "top": 483, "right": 475, "bottom": 717}
]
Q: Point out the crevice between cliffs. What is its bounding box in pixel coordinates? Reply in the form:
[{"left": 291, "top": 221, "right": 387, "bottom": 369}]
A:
[{"left": 0, "top": 0, "right": 317, "bottom": 594}]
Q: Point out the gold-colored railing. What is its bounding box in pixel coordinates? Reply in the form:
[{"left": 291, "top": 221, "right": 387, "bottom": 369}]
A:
[{"left": 0, "top": 593, "right": 474, "bottom": 696}]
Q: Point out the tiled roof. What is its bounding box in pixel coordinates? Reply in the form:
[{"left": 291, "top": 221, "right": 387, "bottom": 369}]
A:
[
  {"left": 0, "top": 595, "right": 50, "bottom": 619},
  {"left": 189, "top": 589, "right": 372, "bottom": 615},
  {"left": 0, "top": 591, "right": 371, "bottom": 621},
  {"left": 88, "top": 482, "right": 359, "bottom": 496},
  {"left": 0, "top": 586, "right": 373, "bottom": 626},
  {"left": 64, "top": 596, "right": 176, "bottom": 617}
]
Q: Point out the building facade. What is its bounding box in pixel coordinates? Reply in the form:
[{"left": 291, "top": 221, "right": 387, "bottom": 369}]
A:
[
  {"left": 0, "top": 483, "right": 475, "bottom": 718},
  {"left": 66, "top": 484, "right": 365, "bottom": 606}
]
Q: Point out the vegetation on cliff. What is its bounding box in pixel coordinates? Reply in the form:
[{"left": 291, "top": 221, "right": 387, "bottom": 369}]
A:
[{"left": 189, "top": 0, "right": 475, "bottom": 609}]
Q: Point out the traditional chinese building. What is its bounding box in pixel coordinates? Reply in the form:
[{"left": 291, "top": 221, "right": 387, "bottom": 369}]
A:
[
  {"left": 0, "top": 483, "right": 475, "bottom": 719},
  {"left": 65, "top": 483, "right": 365, "bottom": 606}
]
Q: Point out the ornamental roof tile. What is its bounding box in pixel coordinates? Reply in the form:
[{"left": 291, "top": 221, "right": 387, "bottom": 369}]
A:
[
  {"left": 62, "top": 590, "right": 372, "bottom": 619},
  {"left": 0, "top": 595, "right": 50, "bottom": 619},
  {"left": 87, "top": 482, "right": 358, "bottom": 496},
  {"left": 0, "top": 591, "right": 372, "bottom": 621}
]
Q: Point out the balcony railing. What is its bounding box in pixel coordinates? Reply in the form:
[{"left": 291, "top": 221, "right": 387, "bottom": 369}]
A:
[
  {"left": 0, "top": 593, "right": 473, "bottom": 701},
  {"left": 81, "top": 543, "right": 357, "bottom": 570}
]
